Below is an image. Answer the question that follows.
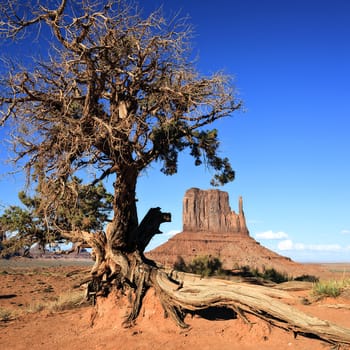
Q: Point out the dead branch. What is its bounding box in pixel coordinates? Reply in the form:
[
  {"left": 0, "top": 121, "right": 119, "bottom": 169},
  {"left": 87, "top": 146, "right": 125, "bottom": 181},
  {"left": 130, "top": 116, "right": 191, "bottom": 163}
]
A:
[{"left": 133, "top": 207, "right": 171, "bottom": 252}]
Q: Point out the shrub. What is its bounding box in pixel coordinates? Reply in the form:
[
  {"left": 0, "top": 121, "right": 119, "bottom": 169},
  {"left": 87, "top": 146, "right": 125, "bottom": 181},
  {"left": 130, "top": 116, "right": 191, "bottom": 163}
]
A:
[
  {"left": 48, "top": 290, "right": 85, "bottom": 312},
  {"left": 237, "top": 265, "right": 289, "bottom": 283},
  {"left": 26, "top": 290, "right": 85, "bottom": 314},
  {"left": 259, "top": 268, "right": 289, "bottom": 283},
  {"left": 312, "top": 279, "right": 350, "bottom": 299},
  {"left": 189, "top": 256, "right": 223, "bottom": 277},
  {"left": 174, "top": 256, "right": 224, "bottom": 277},
  {"left": 0, "top": 308, "right": 14, "bottom": 322},
  {"left": 174, "top": 258, "right": 293, "bottom": 283},
  {"left": 294, "top": 274, "right": 319, "bottom": 283},
  {"left": 173, "top": 256, "right": 187, "bottom": 272}
]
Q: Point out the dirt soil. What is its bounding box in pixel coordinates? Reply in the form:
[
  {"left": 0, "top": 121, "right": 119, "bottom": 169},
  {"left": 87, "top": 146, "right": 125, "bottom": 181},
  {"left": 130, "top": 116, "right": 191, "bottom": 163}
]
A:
[{"left": 1, "top": 258, "right": 350, "bottom": 350}]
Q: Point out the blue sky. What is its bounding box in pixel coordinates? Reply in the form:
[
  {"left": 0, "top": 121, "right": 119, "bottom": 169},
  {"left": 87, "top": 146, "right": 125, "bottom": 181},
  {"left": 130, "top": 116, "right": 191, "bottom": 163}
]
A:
[{"left": 1, "top": 0, "right": 350, "bottom": 262}]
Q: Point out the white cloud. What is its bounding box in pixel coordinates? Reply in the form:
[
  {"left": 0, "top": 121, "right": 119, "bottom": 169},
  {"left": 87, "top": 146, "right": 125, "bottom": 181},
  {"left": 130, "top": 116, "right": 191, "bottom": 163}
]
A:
[
  {"left": 278, "top": 240, "right": 343, "bottom": 252},
  {"left": 277, "top": 239, "right": 294, "bottom": 250},
  {"left": 341, "top": 229, "right": 350, "bottom": 235},
  {"left": 255, "top": 230, "right": 289, "bottom": 240}
]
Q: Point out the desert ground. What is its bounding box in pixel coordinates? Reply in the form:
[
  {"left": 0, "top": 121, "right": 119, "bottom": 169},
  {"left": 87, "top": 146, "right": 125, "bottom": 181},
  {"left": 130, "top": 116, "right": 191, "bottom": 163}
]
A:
[{"left": 1, "top": 258, "right": 350, "bottom": 350}]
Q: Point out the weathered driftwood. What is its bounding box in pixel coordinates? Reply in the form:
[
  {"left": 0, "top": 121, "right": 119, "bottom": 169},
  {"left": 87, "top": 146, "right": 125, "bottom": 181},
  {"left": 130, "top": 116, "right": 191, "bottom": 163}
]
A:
[{"left": 151, "top": 270, "right": 350, "bottom": 346}]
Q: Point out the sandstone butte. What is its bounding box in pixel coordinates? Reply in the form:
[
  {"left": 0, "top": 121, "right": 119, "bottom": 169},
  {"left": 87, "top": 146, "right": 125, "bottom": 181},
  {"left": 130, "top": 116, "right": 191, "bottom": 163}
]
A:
[{"left": 147, "top": 187, "right": 319, "bottom": 276}]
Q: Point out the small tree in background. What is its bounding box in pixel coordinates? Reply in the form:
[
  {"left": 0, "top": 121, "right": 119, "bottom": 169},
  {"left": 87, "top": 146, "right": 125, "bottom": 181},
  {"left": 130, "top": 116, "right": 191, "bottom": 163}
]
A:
[{"left": 0, "top": 179, "right": 113, "bottom": 257}]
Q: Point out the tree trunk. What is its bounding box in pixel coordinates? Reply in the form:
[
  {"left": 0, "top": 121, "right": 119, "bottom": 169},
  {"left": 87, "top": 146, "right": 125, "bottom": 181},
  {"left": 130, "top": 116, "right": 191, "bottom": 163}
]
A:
[
  {"left": 107, "top": 165, "right": 139, "bottom": 250},
  {"left": 82, "top": 173, "right": 350, "bottom": 347}
]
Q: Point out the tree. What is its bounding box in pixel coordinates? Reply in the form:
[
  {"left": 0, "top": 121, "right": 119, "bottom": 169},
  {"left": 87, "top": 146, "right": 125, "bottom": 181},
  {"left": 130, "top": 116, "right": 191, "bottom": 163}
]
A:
[
  {"left": 0, "top": 179, "right": 113, "bottom": 257},
  {"left": 0, "top": 0, "right": 239, "bottom": 313},
  {"left": 2, "top": 1, "right": 350, "bottom": 346}
]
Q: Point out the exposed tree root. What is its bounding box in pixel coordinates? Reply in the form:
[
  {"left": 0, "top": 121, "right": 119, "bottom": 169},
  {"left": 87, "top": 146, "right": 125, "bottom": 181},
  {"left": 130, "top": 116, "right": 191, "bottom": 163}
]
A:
[{"left": 150, "top": 268, "right": 350, "bottom": 347}]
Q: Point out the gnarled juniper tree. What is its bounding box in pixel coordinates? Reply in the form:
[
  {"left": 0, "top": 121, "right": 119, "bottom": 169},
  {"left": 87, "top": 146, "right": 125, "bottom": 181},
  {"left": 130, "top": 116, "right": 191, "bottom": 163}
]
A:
[{"left": 0, "top": 0, "right": 241, "bottom": 326}]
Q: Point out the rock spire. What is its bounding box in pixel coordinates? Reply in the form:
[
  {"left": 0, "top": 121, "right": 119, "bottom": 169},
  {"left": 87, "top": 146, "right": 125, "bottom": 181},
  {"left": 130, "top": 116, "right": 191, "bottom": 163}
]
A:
[{"left": 182, "top": 188, "right": 249, "bottom": 235}]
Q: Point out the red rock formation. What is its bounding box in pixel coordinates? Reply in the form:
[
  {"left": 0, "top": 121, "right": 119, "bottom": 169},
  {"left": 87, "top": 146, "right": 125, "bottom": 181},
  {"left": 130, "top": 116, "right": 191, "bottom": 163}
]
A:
[
  {"left": 147, "top": 188, "right": 319, "bottom": 276},
  {"left": 182, "top": 188, "right": 249, "bottom": 235}
]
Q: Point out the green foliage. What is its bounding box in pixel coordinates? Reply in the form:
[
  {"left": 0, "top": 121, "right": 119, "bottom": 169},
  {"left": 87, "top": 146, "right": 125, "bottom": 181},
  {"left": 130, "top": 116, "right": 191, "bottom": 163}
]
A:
[
  {"left": 173, "top": 256, "right": 187, "bottom": 272},
  {"left": 175, "top": 258, "right": 291, "bottom": 283},
  {"left": 0, "top": 179, "right": 112, "bottom": 257},
  {"left": 0, "top": 1, "right": 241, "bottom": 216},
  {"left": 258, "top": 267, "right": 289, "bottom": 284},
  {"left": 0, "top": 204, "right": 42, "bottom": 257},
  {"left": 174, "top": 255, "right": 224, "bottom": 277},
  {"left": 189, "top": 129, "right": 235, "bottom": 186},
  {"left": 312, "top": 279, "right": 350, "bottom": 298},
  {"left": 50, "top": 178, "right": 113, "bottom": 232},
  {"left": 188, "top": 256, "right": 223, "bottom": 277},
  {"left": 234, "top": 265, "right": 289, "bottom": 283},
  {"left": 294, "top": 274, "right": 319, "bottom": 283}
]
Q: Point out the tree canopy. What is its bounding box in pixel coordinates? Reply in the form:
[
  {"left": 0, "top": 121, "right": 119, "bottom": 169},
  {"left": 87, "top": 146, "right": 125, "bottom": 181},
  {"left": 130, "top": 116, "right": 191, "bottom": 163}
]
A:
[
  {"left": 0, "top": 0, "right": 239, "bottom": 190},
  {"left": 0, "top": 0, "right": 242, "bottom": 253}
]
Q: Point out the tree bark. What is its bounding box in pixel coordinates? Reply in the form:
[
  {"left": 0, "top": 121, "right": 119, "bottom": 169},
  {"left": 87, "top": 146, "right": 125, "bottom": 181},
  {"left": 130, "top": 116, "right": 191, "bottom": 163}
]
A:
[{"left": 107, "top": 165, "right": 139, "bottom": 250}]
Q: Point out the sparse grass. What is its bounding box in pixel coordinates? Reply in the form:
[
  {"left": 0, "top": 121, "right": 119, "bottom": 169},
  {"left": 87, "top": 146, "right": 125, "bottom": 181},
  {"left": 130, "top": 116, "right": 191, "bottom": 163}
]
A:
[
  {"left": 26, "top": 302, "right": 46, "bottom": 314},
  {"left": 0, "top": 307, "right": 16, "bottom": 322},
  {"left": 27, "top": 290, "right": 86, "bottom": 314},
  {"left": 312, "top": 278, "right": 350, "bottom": 299},
  {"left": 48, "top": 290, "right": 86, "bottom": 312},
  {"left": 0, "top": 290, "right": 87, "bottom": 323}
]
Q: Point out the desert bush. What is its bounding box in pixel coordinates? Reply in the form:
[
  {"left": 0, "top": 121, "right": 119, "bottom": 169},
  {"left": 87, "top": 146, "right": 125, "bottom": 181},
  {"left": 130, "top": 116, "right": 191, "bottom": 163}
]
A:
[
  {"left": 236, "top": 265, "right": 289, "bottom": 283},
  {"left": 26, "top": 290, "right": 86, "bottom": 314},
  {"left": 0, "top": 307, "right": 14, "bottom": 322},
  {"left": 173, "top": 256, "right": 187, "bottom": 272},
  {"left": 175, "top": 258, "right": 291, "bottom": 282},
  {"left": 188, "top": 256, "right": 223, "bottom": 277},
  {"left": 27, "top": 302, "right": 46, "bottom": 314},
  {"left": 294, "top": 274, "right": 319, "bottom": 283},
  {"left": 48, "top": 290, "right": 86, "bottom": 312},
  {"left": 312, "top": 279, "right": 350, "bottom": 298},
  {"left": 174, "top": 256, "right": 225, "bottom": 277},
  {"left": 259, "top": 268, "right": 289, "bottom": 283}
]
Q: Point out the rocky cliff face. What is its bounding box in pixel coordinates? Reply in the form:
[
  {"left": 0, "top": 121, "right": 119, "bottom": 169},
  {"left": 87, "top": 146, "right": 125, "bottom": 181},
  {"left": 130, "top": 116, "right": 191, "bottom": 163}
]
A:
[
  {"left": 147, "top": 188, "right": 316, "bottom": 276},
  {"left": 182, "top": 188, "right": 249, "bottom": 235}
]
